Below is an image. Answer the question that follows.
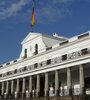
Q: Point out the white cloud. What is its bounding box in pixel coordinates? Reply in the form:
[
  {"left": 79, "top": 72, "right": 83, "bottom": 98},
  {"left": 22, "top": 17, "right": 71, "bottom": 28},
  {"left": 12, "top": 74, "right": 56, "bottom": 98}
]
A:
[
  {"left": 0, "top": 0, "right": 30, "bottom": 20},
  {"left": 35, "top": 0, "right": 71, "bottom": 24},
  {"left": 0, "top": 0, "right": 72, "bottom": 24}
]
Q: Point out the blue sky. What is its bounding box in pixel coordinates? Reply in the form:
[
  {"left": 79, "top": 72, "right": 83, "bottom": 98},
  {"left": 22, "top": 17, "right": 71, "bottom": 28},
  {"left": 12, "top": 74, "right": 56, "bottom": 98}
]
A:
[{"left": 0, "top": 0, "right": 90, "bottom": 63}]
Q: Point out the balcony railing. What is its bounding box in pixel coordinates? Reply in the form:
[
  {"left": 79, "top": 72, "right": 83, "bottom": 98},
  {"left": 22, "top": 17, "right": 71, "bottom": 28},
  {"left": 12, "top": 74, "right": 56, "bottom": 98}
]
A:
[{"left": 1, "top": 47, "right": 90, "bottom": 78}]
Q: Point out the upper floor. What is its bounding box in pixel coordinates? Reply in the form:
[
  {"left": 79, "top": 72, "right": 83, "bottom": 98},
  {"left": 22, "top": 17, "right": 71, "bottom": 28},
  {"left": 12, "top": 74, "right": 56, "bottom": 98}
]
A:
[{"left": 0, "top": 31, "right": 90, "bottom": 81}]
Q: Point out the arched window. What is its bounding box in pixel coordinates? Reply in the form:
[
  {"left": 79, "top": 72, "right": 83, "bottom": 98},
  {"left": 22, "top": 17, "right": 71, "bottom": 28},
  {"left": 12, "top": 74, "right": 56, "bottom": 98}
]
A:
[
  {"left": 35, "top": 44, "right": 38, "bottom": 54},
  {"left": 24, "top": 48, "right": 27, "bottom": 58},
  {"left": 25, "top": 49, "right": 27, "bottom": 54}
]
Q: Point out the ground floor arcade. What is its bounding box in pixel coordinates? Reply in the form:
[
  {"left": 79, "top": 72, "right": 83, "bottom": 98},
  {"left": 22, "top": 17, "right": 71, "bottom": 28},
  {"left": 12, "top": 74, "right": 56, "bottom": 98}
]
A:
[{"left": 0, "top": 64, "right": 90, "bottom": 99}]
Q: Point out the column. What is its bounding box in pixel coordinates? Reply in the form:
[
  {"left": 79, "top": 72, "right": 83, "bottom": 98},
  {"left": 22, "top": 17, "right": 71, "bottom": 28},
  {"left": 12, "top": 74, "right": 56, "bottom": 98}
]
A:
[
  {"left": 36, "top": 74, "right": 40, "bottom": 97},
  {"left": 1, "top": 82, "right": 4, "bottom": 98},
  {"left": 67, "top": 67, "right": 72, "bottom": 95},
  {"left": 55, "top": 70, "right": 59, "bottom": 96},
  {"left": 79, "top": 64, "right": 84, "bottom": 95},
  {"left": 29, "top": 76, "right": 32, "bottom": 97},
  {"left": 45, "top": 72, "right": 49, "bottom": 96},
  {"left": 17, "top": 79, "right": 19, "bottom": 98},
  {"left": 6, "top": 81, "right": 9, "bottom": 98},
  {"left": 22, "top": 77, "right": 25, "bottom": 98},
  {"left": 11, "top": 80, "right": 14, "bottom": 98}
]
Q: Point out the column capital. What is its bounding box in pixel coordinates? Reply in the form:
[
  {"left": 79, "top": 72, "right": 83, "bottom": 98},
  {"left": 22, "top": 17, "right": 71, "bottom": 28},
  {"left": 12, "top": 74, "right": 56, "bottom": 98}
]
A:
[{"left": 79, "top": 64, "right": 85, "bottom": 67}]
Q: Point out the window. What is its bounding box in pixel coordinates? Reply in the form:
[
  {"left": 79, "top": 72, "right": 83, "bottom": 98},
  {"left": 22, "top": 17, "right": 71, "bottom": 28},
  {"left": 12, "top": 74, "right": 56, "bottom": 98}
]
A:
[
  {"left": 60, "top": 40, "right": 69, "bottom": 46},
  {"left": 6, "top": 62, "right": 10, "bottom": 65},
  {"left": 23, "top": 66, "right": 27, "bottom": 71},
  {"left": 81, "top": 48, "right": 88, "bottom": 55},
  {"left": 47, "top": 59, "right": 51, "bottom": 65},
  {"left": 14, "top": 59, "right": 17, "bottom": 63},
  {"left": 0, "top": 74, "right": 2, "bottom": 77},
  {"left": 40, "top": 63, "right": 43, "bottom": 67},
  {"left": 62, "top": 54, "right": 67, "bottom": 61},
  {"left": 0, "top": 65, "right": 3, "bottom": 67},
  {"left": 46, "top": 47, "right": 52, "bottom": 50},
  {"left": 34, "top": 63, "right": 38, "bottom": 68},
  {"left": 35, "top": 44, "right": 38, "bottom": 54},
  {"left": 24, "top": 48, "right": 27, "bottom": 58},
  {"left": 14, "top": 69, "right": 17, "bottom": 74},
  {"left": 78, "top": 32, "right": 89, "bottom": 39}
]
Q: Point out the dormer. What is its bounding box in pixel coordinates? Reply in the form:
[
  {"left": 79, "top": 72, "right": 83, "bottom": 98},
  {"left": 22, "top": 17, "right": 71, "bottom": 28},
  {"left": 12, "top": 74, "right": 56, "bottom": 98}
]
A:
[{"left": 20, "top": 32, "right": 67, "bottom": 59}]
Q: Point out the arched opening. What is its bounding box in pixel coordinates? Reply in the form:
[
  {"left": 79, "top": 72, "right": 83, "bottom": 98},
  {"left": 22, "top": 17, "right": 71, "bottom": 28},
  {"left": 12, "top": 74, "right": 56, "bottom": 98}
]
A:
[
  {"left": 40, "top": 76, "right": 45, "bottom": 97},
  {"left": 24, "top": 49, "right": 27, "bottom": 58},
  {"left": 35, "top": 44, "right": 38, "bottom": 54},
  {"left": 85, "top": 77, "right": 90, "bottom": 95}
]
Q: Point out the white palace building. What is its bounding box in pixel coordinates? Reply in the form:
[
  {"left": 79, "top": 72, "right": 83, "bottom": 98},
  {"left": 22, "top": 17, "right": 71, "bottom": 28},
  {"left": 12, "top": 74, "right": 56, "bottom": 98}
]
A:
[{"left": 0, "top": 31, "right": 90, "bottom": 100}]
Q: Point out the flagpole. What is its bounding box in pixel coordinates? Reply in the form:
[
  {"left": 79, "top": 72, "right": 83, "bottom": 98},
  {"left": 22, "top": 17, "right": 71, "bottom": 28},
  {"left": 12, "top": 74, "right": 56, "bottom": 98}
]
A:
[
  {"left": 31, "top": 0, "right": 35, "bottom": 32},
  {"left": 31, "top": 25, "right": 34, "bottom": 32}
]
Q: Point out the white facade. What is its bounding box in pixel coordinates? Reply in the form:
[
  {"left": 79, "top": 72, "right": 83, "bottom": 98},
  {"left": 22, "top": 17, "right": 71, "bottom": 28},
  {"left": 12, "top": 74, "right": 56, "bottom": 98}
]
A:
[{"left": 0, "top": 31, "right": 90, "bottom": 99}]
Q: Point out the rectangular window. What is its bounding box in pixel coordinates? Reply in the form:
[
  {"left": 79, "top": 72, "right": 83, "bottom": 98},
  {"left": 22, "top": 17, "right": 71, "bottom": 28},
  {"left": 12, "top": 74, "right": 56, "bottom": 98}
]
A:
[
  {"left": 47, "top": 59, "right": 51, "bottom": 65},
  {"left": 81, "top": 48, "right": 88, "bottom": 55},
  {"left": 0, "top": 65, "right": 3, "bottom": 67},
  {"left": 40, "top": 63, "right": 43, "bottom": 67},
  {"left": 14, "top": 69, "right": 17, "bottom": 74},
  {"left": 14, "top": 60, "right": 17, "bottom": 63},
  {"left": 46, "top": 47, "right": 52, "bottom": 50},
  {"left": 7, "top": 72, "right": 9, "bottom": 75},
  {"left": 60, "top": 40, "right": 69, "bottom": 46},
  {"left": 62, "top": 54, "right": 67, "bottom": 61},
  {"left": 6, "top": 62, "right": 10, "bottom": 65},
  {"left": 0, "top": 74, "right": 2, "bottom": 77},
  {"left": 23, "top": 66, "right": 27, "bottom": 71},
  {"left": 78, "top": 32, "right": 89, "bottom": 39},
  {"left": 34, "top": 63, "right": 38, "bottom": 68}
]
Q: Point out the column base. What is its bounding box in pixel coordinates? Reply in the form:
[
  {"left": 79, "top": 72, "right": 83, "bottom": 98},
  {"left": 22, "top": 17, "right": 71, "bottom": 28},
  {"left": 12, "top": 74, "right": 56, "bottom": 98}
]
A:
[
  {"left": 68, "top": 88, "right": 72, "bottom": 95},
  {"left": 32, "top": 91, "right": 36, "bottom": 98},
  {"left": 11, "top": 93, "right": 14, "bottom": 99},
  {"left": 82, "top": 87, "right": 85, "bottom": 95},
  {"left": 45, "top": 90, "right": 49, "bottom": 97},
  {"left": 55, "top": 89, "right": 60, "bottom": 96},
  {"left": 17, "top": 93, "right": 20, "bottom": 98},
  {"left": 36, "top": 92, "right": 40, "bottom": 97},
  {"left": 1, "top": 94, "right": 4, "bottom": 99},
  {"left": 22, "top": 93, "right": 26, "bottom": 98},
  {"left": 29, "top": 92, "right": 32, "bottom": 98},
  {"left": 6, "top": 94, "right": 9, "bottom": 99},
  {"left": 40, "top": 91, "right": 44, "bottom": 97}
]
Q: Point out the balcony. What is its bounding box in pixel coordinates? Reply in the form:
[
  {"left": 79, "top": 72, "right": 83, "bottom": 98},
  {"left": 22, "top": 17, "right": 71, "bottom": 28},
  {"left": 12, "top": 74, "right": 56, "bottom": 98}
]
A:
[{"left": 0, "top": 47, "right": 90, "bottom": 78}]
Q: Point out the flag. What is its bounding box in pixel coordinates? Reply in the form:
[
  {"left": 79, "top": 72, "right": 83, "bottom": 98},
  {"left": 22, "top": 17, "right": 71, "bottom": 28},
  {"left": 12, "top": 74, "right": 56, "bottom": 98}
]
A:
[{"left": 31, "top": 0, "right": 35, "bottom": 26}]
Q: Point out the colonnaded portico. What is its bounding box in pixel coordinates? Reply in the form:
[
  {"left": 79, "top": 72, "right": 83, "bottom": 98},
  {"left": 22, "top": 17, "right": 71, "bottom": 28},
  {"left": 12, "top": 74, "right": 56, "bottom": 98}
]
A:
[{"left": 0, "top": 64, "right": 86, "bottom": 99}]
